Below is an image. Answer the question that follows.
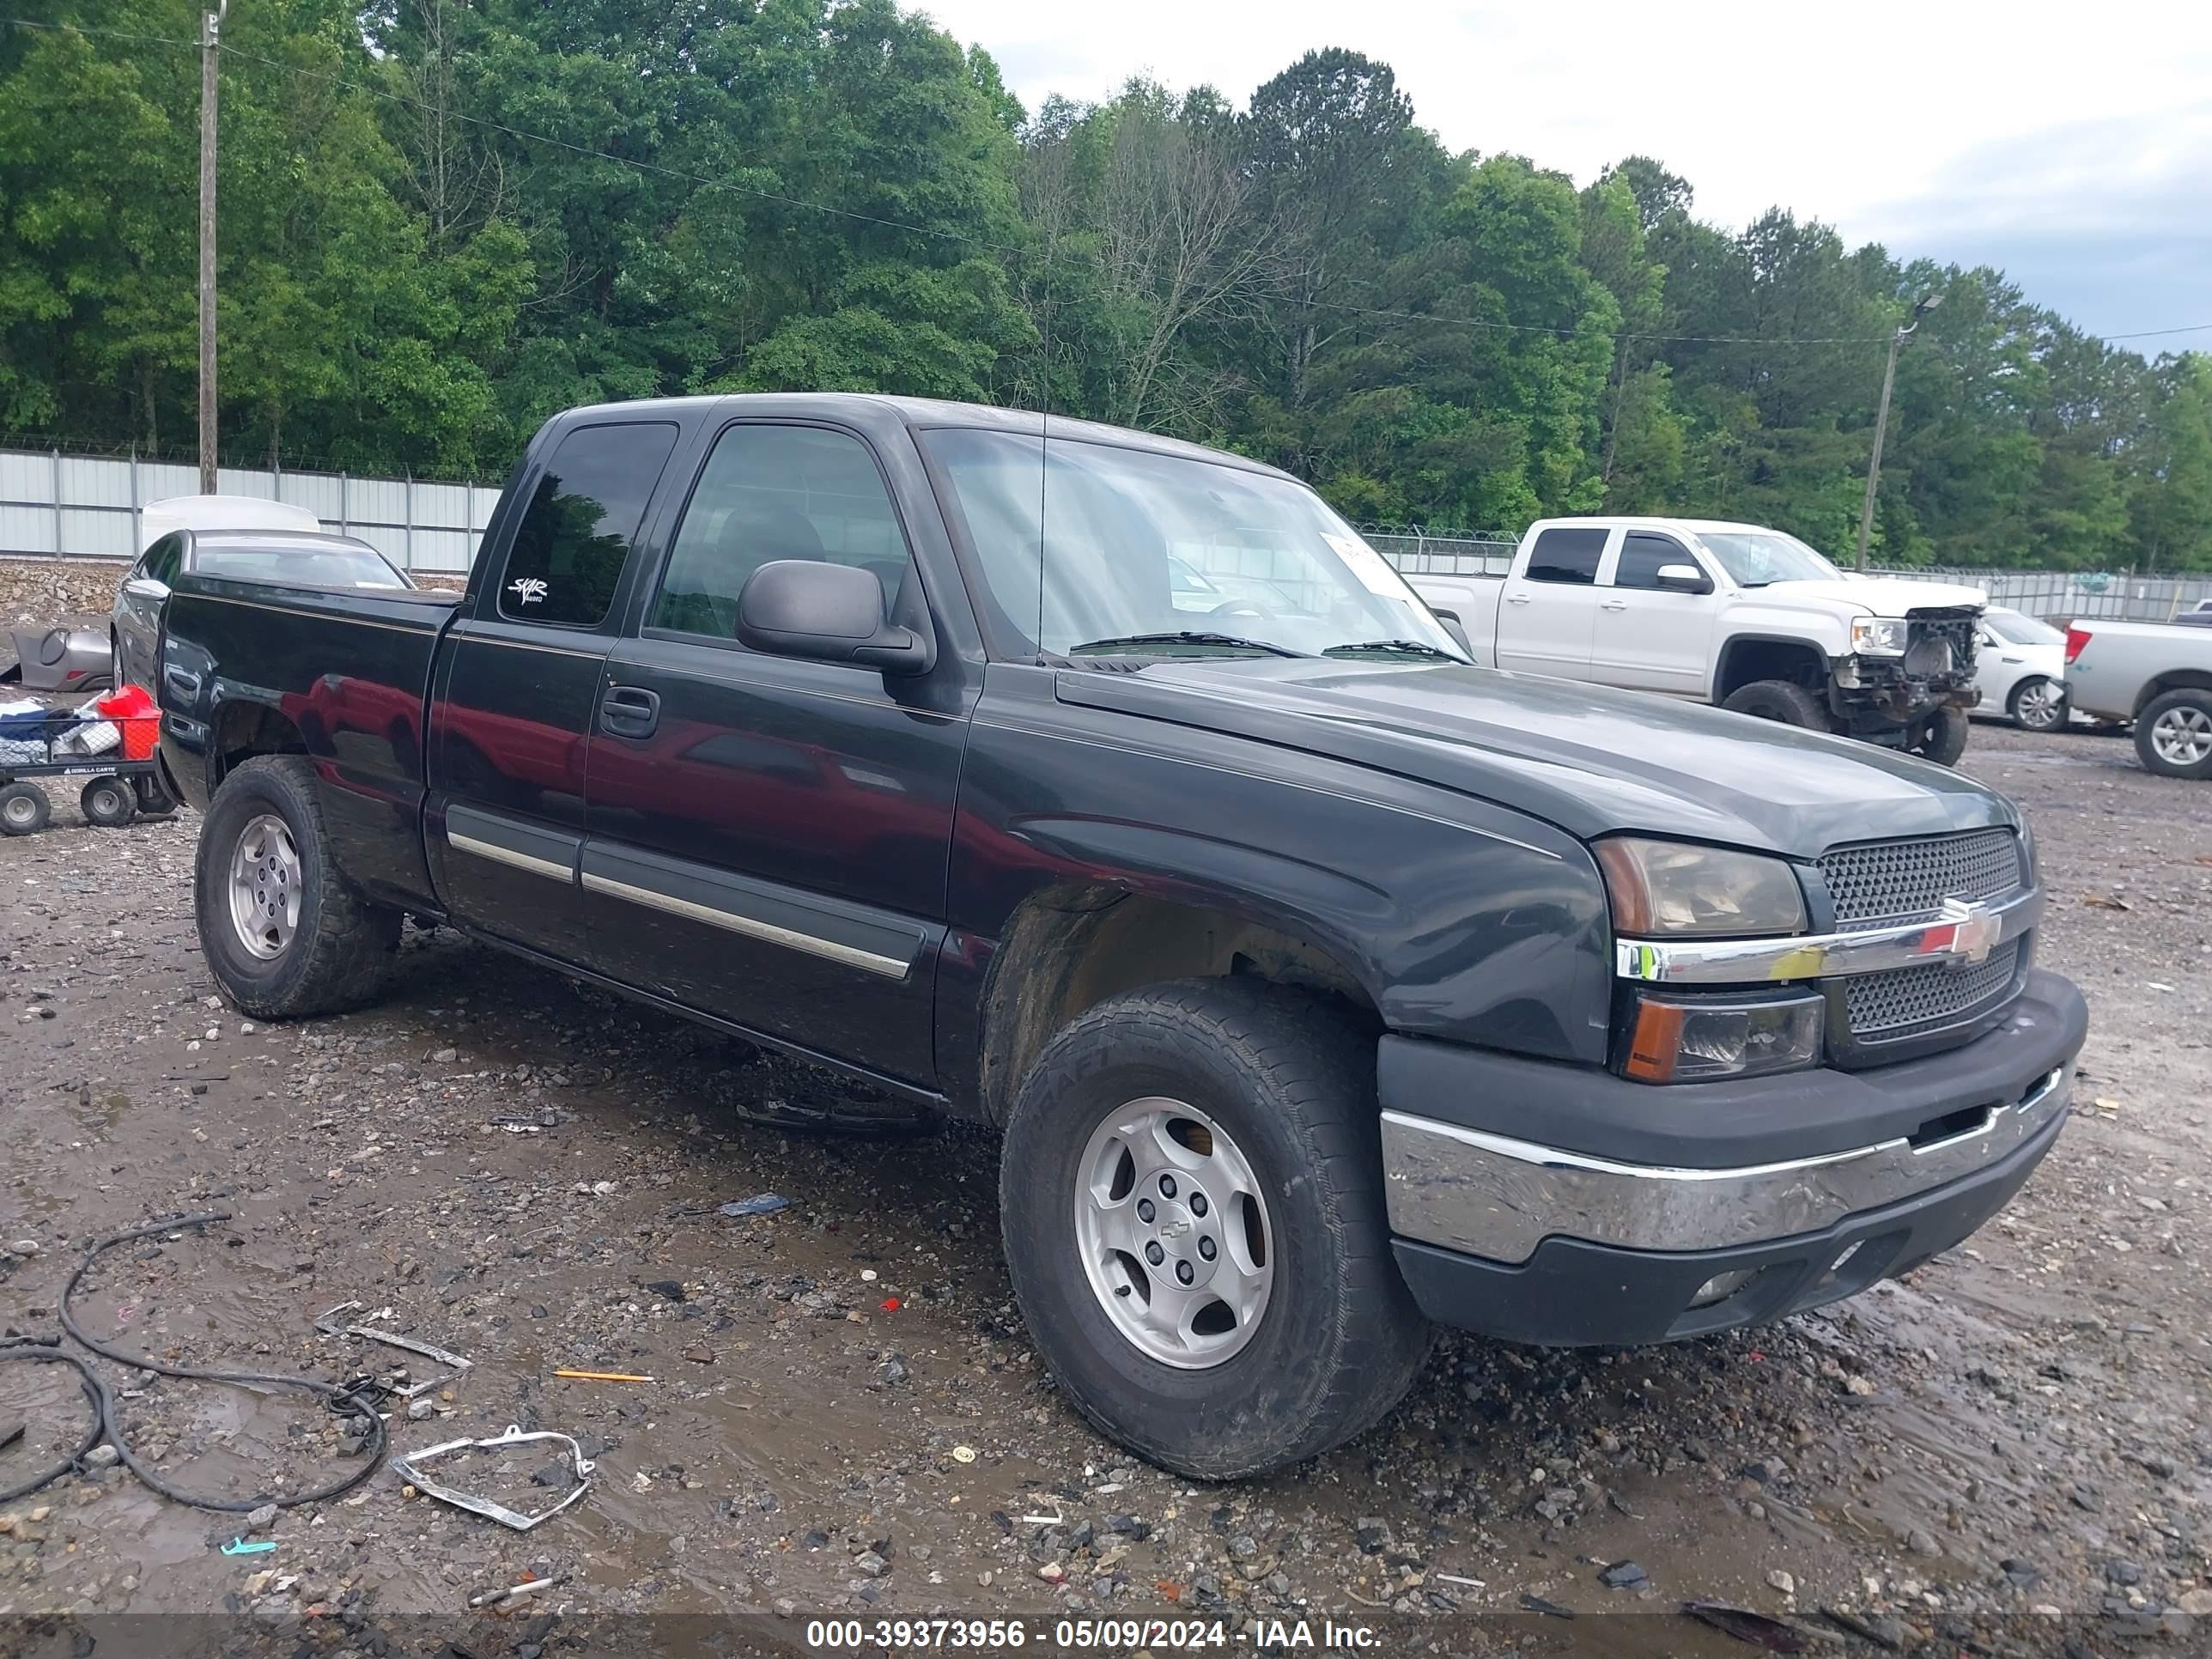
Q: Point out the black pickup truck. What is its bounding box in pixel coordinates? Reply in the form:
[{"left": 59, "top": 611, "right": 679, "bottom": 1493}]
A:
[{"left": 156, "top": 395, "right": 2087, "bottom": 1478}]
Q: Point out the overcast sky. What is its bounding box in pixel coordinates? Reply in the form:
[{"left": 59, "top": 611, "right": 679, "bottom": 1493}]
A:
[{"left": 920, "top": 0, "right": 2212, "bottom": 347}]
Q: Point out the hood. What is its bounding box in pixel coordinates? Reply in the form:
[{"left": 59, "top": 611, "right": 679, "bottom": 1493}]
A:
[
  {"left": 1057, "top": 659, "right": 2016, "bottom": 859},
  {"left": 1756, "top": 577, "right": 1986, "bottom": 613}
]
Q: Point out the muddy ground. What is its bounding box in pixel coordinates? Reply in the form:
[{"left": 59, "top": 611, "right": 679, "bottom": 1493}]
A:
[{"left": 1, "top": 719, "right": 2207, "bottom": 1658}]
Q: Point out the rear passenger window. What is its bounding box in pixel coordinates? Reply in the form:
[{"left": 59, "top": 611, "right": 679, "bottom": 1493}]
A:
[
  {"left": 1523, "top": 526, "right": 1607, "bottom": 585},
  {"left": 651, "top": 424, "right": 911, "bottom": 643},
  {"left": 1613, "top": 532, "right": 1695, "bottom": 590},
  {"left": 496, "top": 422, "right": 678, "bottom": 627}
]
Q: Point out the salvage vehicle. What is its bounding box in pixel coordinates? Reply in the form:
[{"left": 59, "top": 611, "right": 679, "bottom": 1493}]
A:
[
  {"left": 155, "top": 396, "right": 2087, "bottom": 1478},
  {"left": 1409, "top": 518, "right": 1987, "bottom": 763},
  {"left": 114, "top": 528, "right": 410, "bottom": 693},
  {"left": 2063, "top": 619, "right": 2212, "bottom": 778},
  {"left": 1972, "top": 608, "right": 2071, "bottom": 732}
]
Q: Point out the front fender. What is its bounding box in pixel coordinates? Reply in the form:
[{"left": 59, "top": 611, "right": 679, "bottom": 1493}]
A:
[{"left": 947, "top": 679, "right": 1613, "bottom": 1090}]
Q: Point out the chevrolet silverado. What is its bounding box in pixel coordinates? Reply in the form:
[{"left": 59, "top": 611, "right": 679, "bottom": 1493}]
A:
[{"left": 154, "top": 396, "right": 2087, "bottom": 1477}]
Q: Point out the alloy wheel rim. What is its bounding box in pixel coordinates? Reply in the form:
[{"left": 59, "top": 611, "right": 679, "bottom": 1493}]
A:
[
  {"left": 227, "top": 813, "right": 302, "bottom": 960},
  {"left": 2152, "top": 707, "right": 2212, "bottom": 767},
  {"left": 1073, "top": 1097, "right": 1274, "bottom": 1369},
  {"left": 2017, "top": 681, "right": 2061, "bottom": 728}
]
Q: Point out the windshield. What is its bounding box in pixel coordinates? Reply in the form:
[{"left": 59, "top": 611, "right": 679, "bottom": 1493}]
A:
[
  {"left": 920, "top": 430, "right": 1465, "bottom": 660},
  {"left": 194, "top": 544, "right": 410, "bottom": 590},
  {"left": 1695, "top": 530, "right": 1843, "bottom": 588},
  {"left": 1984, "top": 609, "right": 2063, "bottom": 646}
]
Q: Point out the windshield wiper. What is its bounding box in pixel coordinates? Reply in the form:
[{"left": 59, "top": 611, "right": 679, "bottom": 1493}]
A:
[
  {"left": 1322, "top": 639, "right": 1464, "bottom": 660},
  {"left": 1069, "top": 631, "right": 1310, "bottom": 658}
]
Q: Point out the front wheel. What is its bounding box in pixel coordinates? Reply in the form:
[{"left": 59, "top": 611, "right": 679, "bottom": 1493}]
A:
[
  {"left": 2135, "top": 690, "right": 2212, "bottom": 780},
  {"left": 2008, "top": 676, "right": 2067, "bottom": 732},
  {"left": 998, "top": 979, "right": 1431, "bottom": 1480},
  {"left": 1908, "top": 705, "right": 1971, "bottom": 766},
  {"left": 1720, "top": 678, "right": 1832, "bottom": 731},
  {"left": 0, "top": 781, "right": 51, "bottom": 836},
  {"left": 195, "top": 755, "right": 400, "bottom": 1018}
]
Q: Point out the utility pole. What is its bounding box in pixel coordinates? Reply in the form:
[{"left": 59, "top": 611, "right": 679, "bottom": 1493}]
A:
[
  {"left": 1855, "top": 290, "right": 1942, "bottom": 570},
  {"left": 198, "top": 0, "right": 229, "bottom": 495}
]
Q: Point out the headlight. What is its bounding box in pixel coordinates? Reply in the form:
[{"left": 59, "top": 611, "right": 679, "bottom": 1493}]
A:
[
  {"left": 1595, "top": 837, "right": 1808, "bottom": 938},
  {"left": 1850, "top": 616, "right": 1910, "bottom": 655},
  {"left": 1624, "top": 990, "right": 1824, "bottom": 1084}
]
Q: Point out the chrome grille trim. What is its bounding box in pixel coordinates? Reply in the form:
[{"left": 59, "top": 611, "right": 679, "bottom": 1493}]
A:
[{"left": 1817, "top": 828, "right": 2023, "bottom": 927}]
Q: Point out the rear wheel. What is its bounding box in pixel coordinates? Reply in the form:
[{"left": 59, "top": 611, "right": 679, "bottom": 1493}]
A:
[
  {"left": 998, "top": 978, "right": 1431, "bottom": 1479},
  {"left": 0, "top": 782, "right": 51, "bottom": 836},
  {"left": 79, "top": 775, "right": 137, "bottom": 828},
  {"left": 1908, "top": 705, "right": 1971, "bottom": 766},
  {"left": 2135, "top": 690, "right": 2212, "bottom": 780},
  {"left": 195, "top": 755, "right": 400, "bottom": 1017},
  {"left": 1721, "top": 678, "right": 1832, "bottom": 731},
  {"left": 2008, "top": 676, "right": 2066, "bottom": 732}
]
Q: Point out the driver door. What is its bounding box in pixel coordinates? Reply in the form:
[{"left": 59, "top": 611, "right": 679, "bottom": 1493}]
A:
[{"left": 1589, "top": 531, "right": 1717, "bottom": 695}]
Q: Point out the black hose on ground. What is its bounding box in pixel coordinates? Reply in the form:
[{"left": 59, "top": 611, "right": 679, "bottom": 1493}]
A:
[
  {"left": 0, "top": 1210, "right": 387, "bottom": 1512},
  {"left": 0, "top": 1340, "right": 106, "bottom": 1505}
]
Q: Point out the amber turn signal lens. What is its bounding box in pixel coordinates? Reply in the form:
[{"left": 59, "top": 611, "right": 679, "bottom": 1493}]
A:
[{"left": 1621, "top": 990, "right": 1824, "bottom": 1085}]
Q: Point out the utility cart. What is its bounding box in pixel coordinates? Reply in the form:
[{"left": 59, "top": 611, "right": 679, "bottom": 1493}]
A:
[{"left": 0, "top": 703, "right": 175, "bottom": 836}]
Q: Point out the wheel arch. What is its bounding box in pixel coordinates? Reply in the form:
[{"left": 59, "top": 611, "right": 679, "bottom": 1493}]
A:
[
  {"left": 975, "top": 880, "right": 1382, "bottom": 1127},
  {"left": 1714, "top": 634, "right": 1832, "bottom": 702},
  {"left": 2136, "top": 670, "right": 2212, "bottom": 717}
]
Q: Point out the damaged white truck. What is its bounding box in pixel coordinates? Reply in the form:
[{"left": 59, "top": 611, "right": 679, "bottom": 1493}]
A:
[{"left": 1410, "top": 517, "right": 1988, "bottom": 763}]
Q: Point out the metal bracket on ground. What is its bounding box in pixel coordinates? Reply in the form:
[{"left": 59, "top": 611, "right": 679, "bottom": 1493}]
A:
[
  {"left": 312, "top": 1301, "right": 473, "bottom": 1399},
  {"left": 391, "top": 1424, "right": 596, "bottom": 1531}
]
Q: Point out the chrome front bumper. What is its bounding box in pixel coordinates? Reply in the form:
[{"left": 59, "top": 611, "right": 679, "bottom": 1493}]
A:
[{"left": 1381, "top": 1063, "right": 2069, "bottom": 1265}]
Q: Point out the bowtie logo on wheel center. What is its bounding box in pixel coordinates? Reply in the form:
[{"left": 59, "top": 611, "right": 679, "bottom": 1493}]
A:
[{"left": 1135, "top": 1173, "right": 1219, "bottom": 1289}]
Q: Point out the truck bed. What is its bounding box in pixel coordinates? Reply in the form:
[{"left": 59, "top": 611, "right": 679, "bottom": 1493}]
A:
[{"left": 159, "top": 574, "right": 460, "bottom": 910}]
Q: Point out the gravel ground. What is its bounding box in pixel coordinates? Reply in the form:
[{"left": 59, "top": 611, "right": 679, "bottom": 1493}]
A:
[{"left": 1, "top": 719, "right": 2207, "bottom": 1658}]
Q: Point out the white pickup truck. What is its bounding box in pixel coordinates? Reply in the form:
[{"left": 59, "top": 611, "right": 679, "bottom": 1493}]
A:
[
  {"left": 1410, "top": 517, "right": 1988, "bottom": 763},
  {"left": 2062, "top": 620, "right": 2212, "bottom": 778}
]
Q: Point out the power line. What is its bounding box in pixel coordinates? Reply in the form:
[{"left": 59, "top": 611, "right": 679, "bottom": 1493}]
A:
[{"left": 5, "top": 15, "right": 2207, "bottom": 354}]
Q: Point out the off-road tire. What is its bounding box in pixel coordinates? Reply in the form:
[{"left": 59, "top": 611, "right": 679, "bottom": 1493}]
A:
[
  {"left": 0, "top": 781, "right": 51, "bottom": 836},
  {"left": 1721, "top": 678, "right": 1832, "bottom": 731},
  {"left": 998, "top": 977, "right": 1433, "bottom": 1479},
  {"left": 195, "top": 755, "right": 400, "bottom": 1018},
  {"left": 2008, "top": 676, "right": 2067, "bottom": 732},
  {"left": 1909, "top": 705, "right": 1971, "bottom": 766},
  {"left": 80, "top": 775, "right": 137, "bottom": 828},
  {"left": 2134, "top": 689, "right": 2212, "bottom": 780}
]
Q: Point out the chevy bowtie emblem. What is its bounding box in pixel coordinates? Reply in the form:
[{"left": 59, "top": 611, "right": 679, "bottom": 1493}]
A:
[
  {"left": 1922, "top": 897, "right": 2001, "bottom": 967},
  {"left": 1159, "top": 1218, "right": 1192, "bottom": 1239}
]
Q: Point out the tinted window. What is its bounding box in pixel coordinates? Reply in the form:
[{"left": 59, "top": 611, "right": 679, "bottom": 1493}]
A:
[
  {"left": 1613, "top": 532, "right": 1696, "bottom": 591},
  {"left": 652, "top": 425, "right": 910, "bottom": 641},
  {"left": 1523, "top": 526, "right": 1607, "bottom": 585},
  {"left": 146, "top": 534, "right": 185, "bottom": 586},
  {"left": 497, "top": 422, "right": 678, "bottom": 626}
]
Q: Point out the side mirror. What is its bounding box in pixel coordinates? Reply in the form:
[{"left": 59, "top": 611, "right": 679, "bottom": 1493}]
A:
[
  {"left": 736, "top": 559, "right": 935, "bottom": 677},
  {"left": 1655, "top": 563, "right": 1711, "bottom": 594},
  {"left": 124, "top": 576, "right": 170, "bottom": 602}
]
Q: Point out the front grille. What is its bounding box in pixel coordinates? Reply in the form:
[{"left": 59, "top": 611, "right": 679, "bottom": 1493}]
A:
[
  {"left": 1817, "top": 829, "right": 2023, "bottom": 927},
  {"left": 1844, "top": 940, "right": 2022, "bottom": 1038}
]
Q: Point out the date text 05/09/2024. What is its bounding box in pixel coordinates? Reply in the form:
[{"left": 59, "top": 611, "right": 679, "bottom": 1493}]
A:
[{"left": 803, "top": 1618, "right": 1382, "bottom": 1650}]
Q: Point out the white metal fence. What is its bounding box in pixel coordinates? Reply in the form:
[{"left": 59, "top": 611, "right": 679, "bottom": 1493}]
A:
[{"left": 0, "top": 447, "right": 500, "bottom": 573}]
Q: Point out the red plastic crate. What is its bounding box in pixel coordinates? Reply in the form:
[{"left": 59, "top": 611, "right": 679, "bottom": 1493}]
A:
[{"left": 120, "top": 714, "right": 160, "bottom": 761}]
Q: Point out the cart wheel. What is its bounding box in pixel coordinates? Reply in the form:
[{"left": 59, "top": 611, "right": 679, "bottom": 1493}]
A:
[
  {"left": 0, "top": 781, "right": 52, "bottom": 836},
  {"left": 132, "top": 773, "right": 181, "bottom": 818},
  {"left": 81, "top": 775, "right": 137, "bottom": 829}
]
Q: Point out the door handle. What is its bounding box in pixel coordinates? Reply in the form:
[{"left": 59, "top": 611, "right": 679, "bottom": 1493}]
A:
[
  {"left": 1600, "top": 599, "right": 1627, "bottom": 611},
  {"left": 1504, "top": 592, "right": 1534, "bottom": 605},
  {"left": 599, "top": 684, "right": 660, "bottom": 738}
]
